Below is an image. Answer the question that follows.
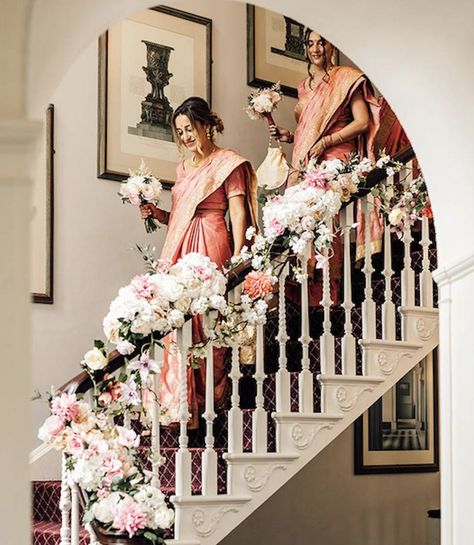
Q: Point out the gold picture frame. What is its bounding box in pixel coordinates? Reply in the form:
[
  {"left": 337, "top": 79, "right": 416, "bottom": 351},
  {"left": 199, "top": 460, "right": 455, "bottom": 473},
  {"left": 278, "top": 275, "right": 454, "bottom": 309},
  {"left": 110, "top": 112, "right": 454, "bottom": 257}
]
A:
[{"left": 98, "top": 5, "right": 212, "bottom": 187}]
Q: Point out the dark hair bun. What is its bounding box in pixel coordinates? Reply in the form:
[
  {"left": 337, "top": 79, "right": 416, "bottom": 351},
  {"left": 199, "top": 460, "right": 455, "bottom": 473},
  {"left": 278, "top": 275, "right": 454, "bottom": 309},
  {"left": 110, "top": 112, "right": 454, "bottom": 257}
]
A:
[{"left": 173, "top": 97, "right": 224, "bottom": 136}]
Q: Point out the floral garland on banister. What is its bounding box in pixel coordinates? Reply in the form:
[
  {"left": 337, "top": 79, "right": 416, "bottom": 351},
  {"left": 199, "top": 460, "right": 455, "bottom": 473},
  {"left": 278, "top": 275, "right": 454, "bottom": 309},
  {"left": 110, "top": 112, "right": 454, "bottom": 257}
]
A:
[{"left": 38, "top": 152, "right": 432, "bottom": 544}]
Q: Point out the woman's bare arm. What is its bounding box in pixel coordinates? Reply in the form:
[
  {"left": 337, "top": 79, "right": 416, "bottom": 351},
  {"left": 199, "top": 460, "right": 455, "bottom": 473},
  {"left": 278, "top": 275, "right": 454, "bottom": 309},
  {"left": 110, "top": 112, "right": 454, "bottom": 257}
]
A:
[{"left": 228, "top": 195, "right": 247, "bottom": 256}]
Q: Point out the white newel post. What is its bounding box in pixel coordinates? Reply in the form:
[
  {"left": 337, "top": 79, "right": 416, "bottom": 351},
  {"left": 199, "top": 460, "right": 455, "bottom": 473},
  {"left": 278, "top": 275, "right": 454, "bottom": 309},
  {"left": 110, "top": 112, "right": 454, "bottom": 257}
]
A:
[
  {"left": 420, "top": 215, "right": 434, "bottom": 307},
  {"left": 70, "top": 482, "right": 80, "bottom": 545},
  {"left": 298, "top": 243, "right": 313, "bottom": 412},
  {"left": 275, "top": 260, "right": 290, "bottom": 412},
  {"left": 0, "top": 120, "right": 41, "bottom": 545},
  {"left": 202, "top": 312, "right": 218, "bottom": 495},
  {"left": 59, "top": 455, "right": 71, "bottom": 545},
  {"left": 341, "top": 203, "right": 356, "bottom": 375},
  {"left": 228, "top": 287, "right": 243, "bottom": 453},
  {"left": 175, "top": 321, "right": 193, "bottom": 496}
]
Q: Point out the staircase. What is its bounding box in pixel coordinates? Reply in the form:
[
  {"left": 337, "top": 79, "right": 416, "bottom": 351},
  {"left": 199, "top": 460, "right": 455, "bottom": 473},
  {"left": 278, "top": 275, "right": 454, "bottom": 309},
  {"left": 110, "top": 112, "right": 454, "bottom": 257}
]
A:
[{"left": 31, "top": 157, "right": 439, "bottom": 545}]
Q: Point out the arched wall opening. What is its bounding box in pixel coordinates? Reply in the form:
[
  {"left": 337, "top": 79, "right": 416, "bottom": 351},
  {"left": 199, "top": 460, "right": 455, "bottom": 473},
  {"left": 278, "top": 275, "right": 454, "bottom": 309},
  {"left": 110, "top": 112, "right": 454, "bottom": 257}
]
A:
[{"left": 1, "top": 1, "right": 472, "bottom": 544}]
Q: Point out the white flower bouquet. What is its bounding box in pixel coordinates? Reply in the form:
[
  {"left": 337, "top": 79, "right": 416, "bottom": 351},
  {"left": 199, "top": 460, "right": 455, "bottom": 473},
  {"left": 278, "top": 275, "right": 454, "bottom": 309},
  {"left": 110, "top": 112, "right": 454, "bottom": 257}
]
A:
[
  {"left": 245, "top": 82, "right": 282, "bottom": 125},
  {"left": 119, "top": 159, "right": 163, "bottom": 233}
]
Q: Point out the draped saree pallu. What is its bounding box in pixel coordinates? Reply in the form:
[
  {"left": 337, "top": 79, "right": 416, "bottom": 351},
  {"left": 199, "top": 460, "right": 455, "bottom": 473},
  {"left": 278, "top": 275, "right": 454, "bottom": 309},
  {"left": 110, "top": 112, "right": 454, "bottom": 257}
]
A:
[
  {"left": 289, "top": 66, "right": 380, "bottom": 305},
  {"left": 159, "top": 148, "right": 258, "bottom": 429}
]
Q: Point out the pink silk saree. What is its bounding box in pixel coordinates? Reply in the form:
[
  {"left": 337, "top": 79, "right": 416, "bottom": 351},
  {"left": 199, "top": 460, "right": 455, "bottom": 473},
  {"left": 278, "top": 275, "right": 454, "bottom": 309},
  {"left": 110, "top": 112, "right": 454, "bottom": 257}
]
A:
[
  {"left": 288, "top": 67, "right": 380, "bottom": 305},
  {"left": 159, "top": 148, "right": 258, "bottom": 429}
]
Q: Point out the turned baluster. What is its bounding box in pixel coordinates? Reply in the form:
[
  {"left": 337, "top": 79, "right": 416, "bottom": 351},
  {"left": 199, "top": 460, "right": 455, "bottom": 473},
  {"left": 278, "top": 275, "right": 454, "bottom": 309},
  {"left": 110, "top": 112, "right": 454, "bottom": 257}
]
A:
[
  {"left": 202, "top": 312, "right": 218, "bottom": 495},
  {"left": 320, "top": 225, "right": 335, "bottom": 375},
  {"left": 253, "top": 322, "right": 268, "bottom": 453},
  {"left": 401, "top": 162, "right": 415, "bottom": 307},
  {"left": 175, "top": 321, "right": 192, "bottom": 496},
  {"left": 361, "top": 196, "right": 376, "bottom": 339},
  {"left": 298, "top": 243, "right": 313, "bottom": 413},
  {"left": 341, "top": 204, "right": 356, "bottom": 375},
  {"left": 59, "top": 454, "right": 71, "bottom": 545},
  {"left": 149, "top": 342, "right": 162, "bottom": 488},
  {"left": 275, "top": 260, "right": 290, "bottom": 412},
  {"left": 228, "top": 286, "right": 243, "bottom": 454},
  {"left": 70, "top": 482, "right": 80, "bottom": 545},
  {"left": 420, "top": 215, "right": 434, "bottom": 307},
  {"left": 382, "top": 176, "right": 396, "bottom": 341}
]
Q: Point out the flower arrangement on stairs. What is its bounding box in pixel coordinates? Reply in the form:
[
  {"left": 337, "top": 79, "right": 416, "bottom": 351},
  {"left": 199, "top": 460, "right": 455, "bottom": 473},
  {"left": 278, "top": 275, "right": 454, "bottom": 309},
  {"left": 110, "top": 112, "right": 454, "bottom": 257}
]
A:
[{"left": 38, "top": 152, "right": 431, "bottom": 544}]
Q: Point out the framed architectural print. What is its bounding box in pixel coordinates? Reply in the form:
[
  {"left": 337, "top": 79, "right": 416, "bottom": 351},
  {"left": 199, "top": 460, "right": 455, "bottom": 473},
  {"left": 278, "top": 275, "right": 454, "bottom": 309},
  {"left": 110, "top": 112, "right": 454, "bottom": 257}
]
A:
[
  {"left": 32, "top": 103, "right": 55, "bottom": 304},
  {"left": 354, "top": 351, "right": 439, "bottom": 474},
  {"left": 98, "top": 6, "right": 212, "bottom": 186},
  {"left": 247, "top": 5, "right": 339, "bottom": 98}
]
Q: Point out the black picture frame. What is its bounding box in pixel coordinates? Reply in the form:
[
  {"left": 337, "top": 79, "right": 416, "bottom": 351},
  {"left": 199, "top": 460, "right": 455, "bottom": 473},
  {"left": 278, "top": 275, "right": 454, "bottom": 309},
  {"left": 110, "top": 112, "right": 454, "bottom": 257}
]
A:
[
  {"left": 354, "top": 350, "right": 439, "bottom": 474},
  {"left": 97, "top": 5, "right": 212, "bottom": 186}
]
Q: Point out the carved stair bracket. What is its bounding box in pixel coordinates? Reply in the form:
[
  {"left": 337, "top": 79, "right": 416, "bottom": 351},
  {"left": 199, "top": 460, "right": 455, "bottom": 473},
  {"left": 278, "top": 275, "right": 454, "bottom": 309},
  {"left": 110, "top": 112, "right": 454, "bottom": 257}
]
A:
[
  {"left": 192, "top": 506, "right": 240, "bottom": 538},
  {"left": 243, "top": 464, "right": 287, "bottom": 492},
  {"left": 335, "top": 385, "right": 374, "bottom": 412},
  {"left": 377, "top": 351, "right": 413, "bottom": 375},
  {"left": 416, "top": 318, "right": 437, "bottom": 341},
  {"left": 291, "top": 423, "right": 334, "bottom": 450}
]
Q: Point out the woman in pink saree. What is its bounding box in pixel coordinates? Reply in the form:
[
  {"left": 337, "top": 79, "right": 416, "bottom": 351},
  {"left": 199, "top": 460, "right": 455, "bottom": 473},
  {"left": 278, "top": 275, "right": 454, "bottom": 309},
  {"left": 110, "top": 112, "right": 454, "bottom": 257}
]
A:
[
  {"left": 141, "top": 97, "right": 258, "bottom": 428},
  {"left": 270, "top": 30, "right": 380, "bottom": 304}
]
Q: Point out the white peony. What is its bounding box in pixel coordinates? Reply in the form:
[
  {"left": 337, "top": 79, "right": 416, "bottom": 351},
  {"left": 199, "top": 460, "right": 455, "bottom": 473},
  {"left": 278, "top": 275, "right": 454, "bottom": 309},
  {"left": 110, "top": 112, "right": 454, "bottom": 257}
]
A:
[
  {"left": 389, "top": 207, "right": 404, "bottom": 226},
  {"left": 92, "top": 492, "right": 122, "bottom": 523}
]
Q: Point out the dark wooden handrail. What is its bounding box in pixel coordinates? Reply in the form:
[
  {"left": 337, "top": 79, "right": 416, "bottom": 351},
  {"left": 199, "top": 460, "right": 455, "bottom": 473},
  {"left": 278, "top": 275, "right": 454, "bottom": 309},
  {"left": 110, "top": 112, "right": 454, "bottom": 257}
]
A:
[{"left": 59, "top": 146, "right": 414, "bottom": 397}]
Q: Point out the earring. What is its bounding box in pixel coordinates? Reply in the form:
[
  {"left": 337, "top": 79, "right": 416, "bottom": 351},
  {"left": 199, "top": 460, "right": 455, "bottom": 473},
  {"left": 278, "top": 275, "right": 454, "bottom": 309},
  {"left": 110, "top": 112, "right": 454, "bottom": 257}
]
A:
[{"left": 206, "top": 127, "right": 211, "bottom": 140}]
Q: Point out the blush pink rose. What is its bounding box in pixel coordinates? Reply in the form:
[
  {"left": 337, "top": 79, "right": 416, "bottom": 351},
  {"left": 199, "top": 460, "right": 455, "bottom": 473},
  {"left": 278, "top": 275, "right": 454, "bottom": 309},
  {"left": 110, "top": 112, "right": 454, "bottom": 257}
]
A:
[
  {"left": 269, "top": 218, "right": 285, "bottom": 236},
  {"left": 38, "top": 415, "right": 66, "bottom": 443}
]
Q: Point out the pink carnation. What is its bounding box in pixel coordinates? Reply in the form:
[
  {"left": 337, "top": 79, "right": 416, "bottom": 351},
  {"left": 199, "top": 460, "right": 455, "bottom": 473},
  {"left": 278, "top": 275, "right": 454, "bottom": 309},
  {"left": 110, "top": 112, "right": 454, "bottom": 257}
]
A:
[
  {"left": 130, "top": 275, "right": 154, "bottom": 299},
  {"left": 302, "top": 168, "right": 328, "bottom": 189},
  {"left": 193, "top": 264, "right": 212, "bottom": 281},
  {"left": 51, "top": 393, "right": 80, "bottom": 422},
  {"left": 113, "top": 501, "right": 146, "bottom": 537},
  {"left": 243, "top": 271, "right": 274, "bottom": 300},
  {"left": 155, "top": 259, "right": 172, "bottom": 274}
]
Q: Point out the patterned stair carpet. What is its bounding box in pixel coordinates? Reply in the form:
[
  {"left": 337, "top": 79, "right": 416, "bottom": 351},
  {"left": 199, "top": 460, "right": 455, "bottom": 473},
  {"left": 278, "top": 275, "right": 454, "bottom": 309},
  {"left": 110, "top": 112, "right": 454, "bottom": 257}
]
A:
[{"left": 32, "top": 243, "right": 437, "bottom": 544}]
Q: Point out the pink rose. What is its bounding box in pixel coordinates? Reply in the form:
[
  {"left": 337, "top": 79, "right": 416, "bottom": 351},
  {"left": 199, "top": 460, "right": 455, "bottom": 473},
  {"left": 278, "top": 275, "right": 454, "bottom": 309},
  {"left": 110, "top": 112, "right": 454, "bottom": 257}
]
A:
[
  {"left": 269, "top": 218, "right": 285, "bottom": 237},
  {"left": 38, "top": 415, "right": 65, "bottom": 444},
  {"left": 98, "top": 391, "right": 113, "bottom": 407},
  {"left": 65, "top": 433, "right": 84, "bottom": 455}
]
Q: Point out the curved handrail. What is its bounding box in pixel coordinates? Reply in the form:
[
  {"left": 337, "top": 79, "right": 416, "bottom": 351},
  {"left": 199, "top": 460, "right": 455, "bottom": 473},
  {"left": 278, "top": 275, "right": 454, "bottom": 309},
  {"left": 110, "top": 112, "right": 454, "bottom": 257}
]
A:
[{"left": 59, "top": 146, "right": 414, "bottom": 397}]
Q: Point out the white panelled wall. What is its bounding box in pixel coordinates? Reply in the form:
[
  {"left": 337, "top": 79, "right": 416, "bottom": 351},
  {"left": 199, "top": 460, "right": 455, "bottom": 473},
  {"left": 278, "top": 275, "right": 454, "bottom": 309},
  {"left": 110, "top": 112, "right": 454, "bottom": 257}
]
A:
[{"left": 1, "top": 0, "right": 474, "bottom": 544}]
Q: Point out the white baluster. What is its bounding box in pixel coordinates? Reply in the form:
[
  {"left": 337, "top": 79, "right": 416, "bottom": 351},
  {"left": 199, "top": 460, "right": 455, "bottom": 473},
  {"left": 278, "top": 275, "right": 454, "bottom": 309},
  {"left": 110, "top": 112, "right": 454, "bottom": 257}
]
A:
[
  {"left": 419, "top": 215, "right": 434, "bottom": 307},
  {"left": 228, "top": 287, "right": 243, "bottom": 454},
  {"left": 320, "top": 225, "right": 335, "bottom": 375},
  {"left": 175, "top": 321, "right": 192, "bottom": 496},
  {"left": 341, "top": 204, "right": 356, "bottom": 375},
  {"left": 382, "top": 177, "right": 396, "bottom": 341},
  {"left": 122, "top": 364, "right": 131, "bottom": 429},
  {"left": 59, "top": 454, "right": 71, "bottom": 545},
  {"left": 361, "top": 197, "right": 376, "bottom": 339},
  {"left": 150, "top": 342, "right": 161, "bottom": 488},
  {"left": 252, "top": 322, "right": 267, "bottom": 453},
  {"left": 70, "top": 482, "right": 80, "bottom": 545},
  {"left": 86, "top": 524, "right": 99, "bottom": 545},
  {"left": 401, "top": 163, "right": 415, "bottom": 306},
  {"left": 275, "top": 260, "right": 290, "bottom": 412},
  {"left": 202, "top": 312, "right": 218, "bottom": 495},
  {"left": 298, "top": 243, "right": 313, "bottom": 413}
]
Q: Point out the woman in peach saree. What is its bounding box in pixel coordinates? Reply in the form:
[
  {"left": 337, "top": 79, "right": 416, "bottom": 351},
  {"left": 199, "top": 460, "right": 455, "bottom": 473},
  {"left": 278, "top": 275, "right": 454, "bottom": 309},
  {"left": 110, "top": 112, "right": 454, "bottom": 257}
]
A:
[
  {"left": 141, "top": 97, "right": 258, "bottom": 428},
  {"left": 270, "top": 29, "right": 380, "bottom": 304}
]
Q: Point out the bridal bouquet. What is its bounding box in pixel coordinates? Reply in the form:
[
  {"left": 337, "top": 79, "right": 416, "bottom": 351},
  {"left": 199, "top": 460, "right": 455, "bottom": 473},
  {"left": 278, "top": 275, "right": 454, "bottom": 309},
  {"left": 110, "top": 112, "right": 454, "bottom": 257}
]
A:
[
  {"left": 245, "top": 82, "right": 282, "bottom": 125},
  {"left": 119, "top": 159, "right": 163, "bottom": 233}
]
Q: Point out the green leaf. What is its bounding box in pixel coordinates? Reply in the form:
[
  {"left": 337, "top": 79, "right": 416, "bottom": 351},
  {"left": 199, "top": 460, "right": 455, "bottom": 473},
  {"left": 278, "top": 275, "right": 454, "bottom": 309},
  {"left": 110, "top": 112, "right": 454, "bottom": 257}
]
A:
[{"left": 94, "top": 340, "right": 105, "bottom": 350}]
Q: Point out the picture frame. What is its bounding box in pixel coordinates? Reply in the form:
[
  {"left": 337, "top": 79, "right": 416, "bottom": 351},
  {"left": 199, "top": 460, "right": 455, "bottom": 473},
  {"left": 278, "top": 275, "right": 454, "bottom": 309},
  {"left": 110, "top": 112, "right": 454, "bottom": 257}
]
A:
[
  {"left": 247, "top": 4, "right": 338, "bottom": 98},
  {"left": 98, "top": 5, "right": 212, "bottom": 187},
  {"left": 354, "top": 351, "right": 439, "bottom": 474},
  {"left": 32, "top": 103, "right": 55, "bottom": 304}
]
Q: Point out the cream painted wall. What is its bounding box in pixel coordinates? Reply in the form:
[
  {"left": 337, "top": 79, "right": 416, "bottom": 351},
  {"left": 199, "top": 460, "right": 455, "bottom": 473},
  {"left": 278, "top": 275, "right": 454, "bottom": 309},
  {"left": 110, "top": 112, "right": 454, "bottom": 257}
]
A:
[
  {"left": 222, "top": 426, "right": 440, "bottom": 545},
  {"left": 30, "top": 0, "right": 298, "bottom": 445}
]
